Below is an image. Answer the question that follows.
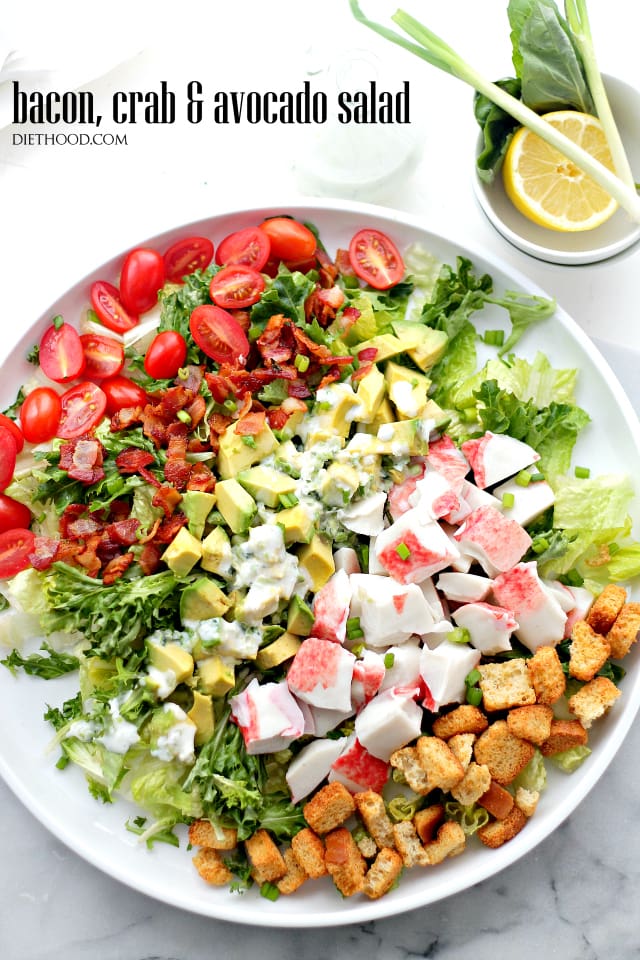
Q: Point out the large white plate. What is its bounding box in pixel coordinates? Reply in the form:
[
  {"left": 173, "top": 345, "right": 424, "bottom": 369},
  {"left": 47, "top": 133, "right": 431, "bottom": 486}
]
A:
[{"left": 0, "top": 199, "right": 639, "bottom": 928}]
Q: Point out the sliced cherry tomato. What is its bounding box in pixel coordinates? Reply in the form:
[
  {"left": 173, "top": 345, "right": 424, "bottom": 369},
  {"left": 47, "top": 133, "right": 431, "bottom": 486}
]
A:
[
  {"left": 119, "top": 247, "right": 165, "bottom": 315},
  {"left": 101, "top": 376, "right": 149, "bottom": 416},
  {"left": 215, "top": 227, "right": 271, "bottom": 271},
  {"left": 91, "top": 280, "right": 139, "bottom": 333},
  {"left": 19, "top": 388, "right": 62, "bottom": 444},
  {"left": 348, "top": 228, "right": 405, "bottom": 290},
  {"left": 0, "top": 414, "right": 24, "bottom": 453},
  {"left": 80, "top": 333, "right": 125, "bottom": 380},
  {"left": 144, "top": 331, "right": 187, "bottom": 380},
  {"left": 57, "top": 382, "right": 107, "bottom": 439},
  {"left": 164, "top": 236, "right": 214, "bottom": 283},
  {"left": 0, "top": 426, "right": 17, "bottom": 493},
  {"left": 209, "top": 264, "right": 265, "bottom": 309},
  {"left": 39, "top": 320, "right": 85, "bottom": 383},
  {"left": 259, "top": 218, "right": 316, "bottom": 264},
  {"left": 189, "top": 305, "right": 250, "bottom": 365},
  {"left": 0, "top": 495, "right": 31, "bottom": 535},
  {"left": 0, "top": 528, "right": 35, "bottom": 578}
]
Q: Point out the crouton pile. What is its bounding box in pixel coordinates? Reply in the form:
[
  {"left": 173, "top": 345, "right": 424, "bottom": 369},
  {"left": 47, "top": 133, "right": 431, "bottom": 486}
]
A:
[{"left": 190, "top": 586, "right": 638, "bottom": 901}]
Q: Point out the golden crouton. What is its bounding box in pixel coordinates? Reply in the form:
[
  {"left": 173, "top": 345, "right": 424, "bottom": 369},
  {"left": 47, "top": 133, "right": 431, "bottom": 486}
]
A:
[
  {"left": 586, "top": 584, "right": 626, "bottom": 634},
  {"left": 477, "top": 806, "right": 527, "bottom": 849},
  {"left": 356, "top": 834, "right": 378, "bottom": 859},
  {"left": 607, "top": 602, "right": 640, "bottom": 659},
  {"left": 506, "top": 704, "right": 554, "bottom": 745},
  {"left": 192, "top": 847, "right": 233, "bottom": 886},
  {"left": 474, "top": 720, "right": 535, "bottom": 785},
  {"left": 291, "top": 827, "right": 327, "bottom": 879},
  {"left": 276, "top": 847, "right": 308, "bottom": 895},
  {"left": 478, "top": 660, "right": 536, "bottom": 711},
  {"left": 515, "top": 787, "right": 540, "bottom": 818},
  {"left": 188, "top": 819, "right": 238, "bottom": 850},
  {"left": 568, "top": 676, "right": 621, "bottom": 729},
  {"left": 540, "top": 719, "right": 588, "bottom": 756},
  {"left": 526, "top": 645, "right": 566, "bottom": 705},
  {"left": 478, "top": 780, "right": 514, "bottom": 820},
  {"left": 569, "top": 620, "right": 611, "bottom": 682},
  {"left": 303, "top": 781, "right": 356, "bottom": 835},
  {"left": 415, "top": 736, "right": 466, "bottom": 791},
  {"left": 422, "top": 821, "right": 466, "bottom": 865},
  {"left": 432, "top": 704, "right": 489, "bottom": 740},
  {"left": 414, "top": 804, "right": 446, "bottom": 844},
  {"left": 390, "top": 746, "right": 431, "bottom": 795},
  {"left": 244, "top": 829, "right": 287, "bottom": 884},
  {"left": 392, "top": 819, "right": 429, "bottom": 868},
  {"left": 447, "top": 733, "right": 476, "bottom": 771},
  {"left": 354, "top": 790, "right": 395, "bottom": 849},
  {"left": 324, "top": 827, "right": 367, "bottom": 897},
  {"left": 362, "top": 847, "right": 404, "bottom": 900},
  {"left": 450, "top": 762, "right": 492, "bottom": 806}
]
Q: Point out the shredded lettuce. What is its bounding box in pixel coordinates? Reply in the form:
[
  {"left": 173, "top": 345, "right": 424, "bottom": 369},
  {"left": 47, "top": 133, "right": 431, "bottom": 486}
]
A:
[
  {"left": 549, "top": 745, "right": 592, "bottom": 773},
  {"left": 443, "top": 800, "right": 490, "bottom": 835},
  {"left": 513, "top": 749, "right": 547, "bottom": 793}
]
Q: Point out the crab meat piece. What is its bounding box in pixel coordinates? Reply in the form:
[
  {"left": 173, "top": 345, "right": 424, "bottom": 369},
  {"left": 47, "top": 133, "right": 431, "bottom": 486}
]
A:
[
  {"left": 300, "top": 702, "right": 354, "bottom": 738},
  {"left": 408, "top": 470, "right": 461, "bottom": 521},
  {"left": 230, "top": 678, "right": 305, "bottom": 755},
  {"left": 378, "top": 643, "right": 422, "bottom": 691},
  {"left": 368, "top": 535, "right": 389, "bottom": 575},
  {"left": 387, "top": 459, "right": 428, "bottom": 521},
  {"left": 451, "top": 602, "right": 517, "bottom": 655},
  {"left": 350, "top": 573, "right": 437, "bottom": 646},
  {"left": 354, "top": 685, "right": 423, "bottom": 761},
  {"left": 329, "top": 735, "right": 389, "bottom": 793},
  {"left": 491, "top": 561, "right": 567, "bottom": 652},
  {"left": 374, "top": 509, "right": 461, "bottom": 584},
  {"left": 287, "top": 636, "right": 356, "bottom": 711},
  {"left": 420, "top": 641, "right": 481, "bottom": 712},
  {"left": 311, "top": 569, "right": 352, "bottom": 644},
  {"left": 426, "top": 435, "right": 469, "bottom": 491},
  {"left": 561, "top": 584, "right": 595, "bottom": 638},
  {"left": 422, "top": 620, "right": 457, "bottom": 650},
  {"left": 460, "top": 479, "right": 502, "bottom": 511},
  {"left": 542, "top": 579, "right": 576, "bottom": 613},
  {"left": 339, "top": 490, "right": 386, "bottom": 536},
  {"left": 461, "top": 431, "right": 540, "bottom": 490},
  {"left": 419, "top": 575, "right": 446, "bottom": 620},
  {"left": 453, "top": 505, "right": 532, "bottom": 577},
  {"left": 494, "top": 475, "right": 555, "bottom": 526},
  {"left": 285, "top": 737, "right": 346, "bottom": 804},
  {"left": 351, "top": 649, "right": 386, "bottom": 711},
  {"left": 333, "top": 546, "right": 361, "bottom": 575},
  {"left": 437, "top": 572, "right": 494, "bottom": 604}
]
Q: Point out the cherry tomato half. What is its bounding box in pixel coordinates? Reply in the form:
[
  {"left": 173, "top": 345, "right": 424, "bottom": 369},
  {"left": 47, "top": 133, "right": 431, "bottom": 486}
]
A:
[
  {"left": 0, "top": 426, "right": 17, "bottom": 493},
  {"left": 144, "top": 331, "right": 187, "bottom": 380},
  {"left": 0, "top": 414, "right": 24, "bottom": 453},
  {"left": 259, "top": 217, "right": 316, "bottom": 264},
  {"left": 348, "top": 228, "right": 405, "bottom": 290},
  {"left": 189, "top": 304, "right": 250, "bottom": 365},
  {"left": 0, "top": 528, "right": 35, "bottom": 578},
  {"left": 215, "top": 227, "right": 270, "bottom": 272},
  {"left": 91, "top": 280, "right": 139, "bottom": 334},
  {"left": 164, "top": 236, "right": 214, "bottom": 283},
  {"left": 209, "top": 264, "right": 265, "bottom": 309},
  {"left": 101, "top": 376, "right": 149, "bottom": 416},
  {"left": 39, "top": 320, "right": 85, "bottom": 383},
  {"left": 0, "top": 495, "right": 31, "bottom": 535},
  {"left": 119, "top": 248, "right": 165, "bottom": 316},
  {"left": 57, "top": 382, "right": 107, "bottom": 439},
  {"left": 80, "top": 333, "right": 125, "bottom": 380},
  {"left": 19, "top": 387, "right": 62, "bottom": 444}
]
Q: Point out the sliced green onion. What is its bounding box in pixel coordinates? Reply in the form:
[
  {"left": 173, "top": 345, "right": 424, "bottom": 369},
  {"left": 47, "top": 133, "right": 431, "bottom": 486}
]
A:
[
  {"left": 351, "top": 642, "right": 365, "bottom": 657},
  {"left": 52, "top": 315, "right": 64, "bottom": 330},
  {"left": 294, "top": 354, "right": 310, "bottom": 373},
  {"left": 448, "top": 626, "right": 471, "bottom": 644},
  {"left": 515, "top": 470, "right": 531, "bottom": 487},
  {"left": 241, "top": 436, "right": 257, "bottom": 448},
  {"left": 223, "top": 398, "right": 237, "bottom": 412},
  {"left": 529, "top": 472, "right": 546, "bottom": 483},
  {"left": 395, "top": 542, "right": 411, "bottom": 560},
  {"left": 574, "top": 465, "right": 591, "bottom": 479},
  {"left": 501, "top": 492, "right": 515, "bottom": 509},
  {"left": 608, "top": 542, "right": 621, "bottom": 556},
  {"left": 531, "top": 536, "right": 550, "bottom": 555},
  {"left": 384, "top": 652, "right": 396, "bottom": 668},
  {"left": 278, "top": 492, "right": 299, "bottom": 509},
  {"left": 465, "top": 668, "right": 481, "bottom": 687},
  {"left": 466, "top": 686, "right": 483, "bottom": 707},
  {"left": 483, "top": 329, "right": 505, "bottom": 347},
  {"left": 559, "top": 569, "right": 585, "bottom": 588},
  {"left": 177, "top": 409, "right": 192, "bottom": 425},
  {"left": 260, "top": 882, "right": 280, "bottom": 902},
  {"left": 346, "top": 617, "right": 364, "bottom": 641}
]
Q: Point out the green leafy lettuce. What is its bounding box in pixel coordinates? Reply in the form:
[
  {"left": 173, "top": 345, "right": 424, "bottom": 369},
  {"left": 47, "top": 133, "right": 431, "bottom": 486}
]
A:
[{"left": 250, "top": 266, "right": 315, "bottom": 331}]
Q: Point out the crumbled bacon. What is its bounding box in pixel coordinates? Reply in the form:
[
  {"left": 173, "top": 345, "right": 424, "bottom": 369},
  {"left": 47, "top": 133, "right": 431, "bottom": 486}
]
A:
[
  {"left": 154, "top": 513, "right": 188, "bottom": 543},
  {"left": 152, "top": 485, "right": 182, "bottom": 517},
  {"left": 110, "top": 405, "right": 144, "bottom": 432},
  {"left": 59, "top": 438, "right": 105, "bottom": 485},
  {"left": 75, "top": 534, "right": 103, "bottom": 578},
  {"left": 115, "top": 448, "right": 160, "bottom": 487},
  {"left": 164, "top": 459, "right": 192, "bottom": 490},
  {"left": 209, "top": 412, "right": 233, "bottom": 437},
  {"left": 102, "top": 552, "right": 135, "bottom": 585},
  {"left": 59, "top": 504, "right": 92, "bottom": 539},
  {"left": 316, "top": 247, "right": 340, "bottom": 288},
  {"left": 186, "top": 462, "right": 216, "bottom": 492},
  {"left": 288, "top": 379, "right": 312, "bottom": 399},
  {"left": 106, "top": 518, "right": 140, "bottom": 546},
  {"left": 357, "top": 347, "right": 378, "bottom": 363},
  {"left": 236, "top": 411, "right": 266, "bottom": 436},
  {"left": 29, "top": 536, "right": 59, "bottom": 571},
  {"left": 317, "top": 366, "right": 343, "bottom": 389},
  {"left": 180, "top": 364, "right": 205, "bottom": 393},
  {"left": 335, "top": 248, "right": 356, "bottom": 278},
  {"left": 66, "top": 516, "right": 103, "bottom": 540},
  {"left": 138, "top": 541, "right": 163, "bottom": 575},
  {"left": 185, "top": 393, "right": 206, "bottom": 429}
]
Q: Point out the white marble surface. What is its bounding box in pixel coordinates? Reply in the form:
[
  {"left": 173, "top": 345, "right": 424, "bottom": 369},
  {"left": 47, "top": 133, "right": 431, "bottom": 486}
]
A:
[{"left": 1, "top": 1, "right": 640, "bottom": 955}]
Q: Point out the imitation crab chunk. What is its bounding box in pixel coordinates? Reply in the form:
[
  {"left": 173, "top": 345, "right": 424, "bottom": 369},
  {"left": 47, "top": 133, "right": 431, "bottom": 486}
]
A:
[
  {"left": 451, "top": 602, "right": 517, "bottom": 655},
  {"left": 287, "top": 636, "right": 356, "bottom": 711},
  {"left": 491, "top": 561, "right": 567, "bottom": 652},
  {"left": 328, "top": 735, "right": 389, "bottom": 793},
  {"left": 461, "top": 431, "right": 540, "bottom": 489},
  {"left": 420, "top": 641, "right": 481, "bottom": 712},
  {"left": 354, "top": 685, "right": 423, "bottom": 761},
  {"left": 285, "top": 737, "right": 346, "bottom": 804},
  {"left": 453, "top": 505, "right": 532, "bottom": 577},
  {"left": 350, "top": 573, "right": 437, "bottom": 646},
  {"left": 230, "top": 678, "right": 305, "bottom": 755},
  {"left": 374, "top": 509, "right": 461, "bottom": 584},
  {"left": 311, "top": 569, "right": 352, "bottom": 644},
  {"left": 437, "top": 572, "right": 494, "bottom": 604},
  {"left": 425, "top": 434, "right": 469, "bottom": 490}
]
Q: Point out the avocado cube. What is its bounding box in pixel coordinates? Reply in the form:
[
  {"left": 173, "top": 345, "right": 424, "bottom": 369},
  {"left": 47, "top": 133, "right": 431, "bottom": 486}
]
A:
[
  {"left": 354, "top": 365, "right": 386, "bottom": 423},
  {"left": 276, "top": 503, "right": 315, "bottom": 544},
  {"left": 287, "top": 595, "right": 315, "bottom": 636},
  {"left": 255, "top": 632, "right": 302, "bottom": 670},
  {"left": 297, "top": 534, "right": 335, "bottom": 591},
  {"left": 196, "top": 655, "right": 235, "bottom": 697},
  {"left": 273, "top": 440, "right": 303, "bottom": 478},
  {"left": 385, "top": 361, "right": 431, "bottom": 420},
  {"left": 181, "top": 490, "right": 217, "bottom": 540},
  {"left": 355, "top": 333, "right": 410, "bottom": 362},
  {"left": 237, "top": 465, "right": 298, "bottom": 509},
  {"left": 180, "top": 577, "right": 231, "bottom": 622},
  {"left": 376, "top": 419, "right": 428, "bottom": 457},
  {"left": 217, "top": 421, "right": 277, "bottom": 480},
  {"left": 187, "top": 690, "right": 215, "bottom": 746},
  {"left": 148, "top": 642, "right": 194, "bottom": 684},
  {"left": 215, "top": 479, "right": 257, "bottom": 534},
  {"left": 321, "top": 463, "right": 361, "bottom": 506},
  {"left": 200, "top": 526, "right": 232, "bottom": 577},
  {"left": 392, "top": 321, "right": 448, "bottom": 371},
  {"left": 162, "top": 527, "right": 203, "bottom": 577}
]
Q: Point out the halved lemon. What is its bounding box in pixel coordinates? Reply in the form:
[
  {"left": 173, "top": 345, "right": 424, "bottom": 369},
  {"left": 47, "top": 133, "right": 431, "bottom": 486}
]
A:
[{"left": 503, "top": 111, "right": 618, "bottom": 232}]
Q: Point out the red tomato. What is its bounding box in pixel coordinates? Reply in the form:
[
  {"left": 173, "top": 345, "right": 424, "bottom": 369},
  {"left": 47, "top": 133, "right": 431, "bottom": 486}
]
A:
[
  {"left": 0, "top": 426, "right": 17, "bottom": 493},
  {"left": 119, "top": 248, "right": 165, "bottom": 315},
  {"left": 348, "top": 228, "right": 405, "bottom": 290},
  {"left": 39, "top": 320, "right": 85, "bottom": 383},
  {"left": 189, "top": 305, "right": 250, "bottom": 365},
  {"left": 164, "top": 236, "right": 214, "bottom": 283},
  {"left": 144, "top": 331, "right": 187, "bottom": 380},
  {"left": 0, "top": 495, "right": 31, "bottom": 535},
  {"left": 101, "top": 376, "right": 149, "bottom": 416},
  {"left": 215, "top": 227, "right": 270, "bottom": 271},
  {"left": 209, "top": 264, "right": 265, "bottom": 309},
  {"left": 259, "top": 218, "right": 316, "bottom": 264},
  {"left": 57, "top": 382, "right": 106, "bottom": 439},
  {"left": 0, "top": 528, "right": 35, "bottom": 578},
  {"left": 91, "top": 280, "right": 139, "bottom": 333},
  {"left": 19, "top": 388, "right": 62, "bottom": 444},
  {"left": 80, "top": 333, "right": 125, "bottom": 380},
  {"left": 0, "top": 414, "right": 24, "bottom": 453}
]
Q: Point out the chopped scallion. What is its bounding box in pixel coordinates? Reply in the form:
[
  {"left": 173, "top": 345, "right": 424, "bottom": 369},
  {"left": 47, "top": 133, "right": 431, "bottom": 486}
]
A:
[
  {"left": 176, "top": 409, "right": 192, "bottom": 425},
  {"left": 515, "top": 470, "right": 531, "bottom": 487},
  {"left": 260, "top": 882, "right": 280, "bottom": 902},
  {"left": 395, "top": 542, "right": 411, "bottom": 560},
  {"left": 466, "top": 686, "right": 483, "bottom": 707},
  {"left": 532, "top": 536, "right": 550, "bottom": 555},
  {"left": 294, "top": 354, "right": 310, "bottom": 373},
  {"left": 465, "top": 668, "right": 481, "bottom": 687},
  {"left": 529, "top": 472, "right": 546, "bottom": 483},
  {"left": 448, "top": 626, "right": 471, "bottom": 644},
  {"left": 384, "top": 652, "right": 395, "bottom": 668},
  {"left": 501, "top": 492, "right": 515, "bottom": 509},
  {"left": 483, "top": 329, "right": 505, "bottom": 347},
  {"left": 574, "top": 465, "right": 591, "bottom": 479},
  {"left": 278, "top": 493, "right": 299, "bottom": 509}
]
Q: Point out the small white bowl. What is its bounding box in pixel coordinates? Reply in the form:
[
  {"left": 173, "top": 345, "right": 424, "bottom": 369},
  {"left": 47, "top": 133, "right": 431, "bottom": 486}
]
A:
[{"left": 472, "top": 74, "right": 640, "bottom": 264}]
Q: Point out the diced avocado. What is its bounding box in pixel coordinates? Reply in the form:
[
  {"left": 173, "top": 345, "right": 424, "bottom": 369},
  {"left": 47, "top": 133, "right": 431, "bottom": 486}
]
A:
[
  {"left": 321, "top": 463, "right": 360, "bottom": 506},
  {"left": 215, "top": 479, "right": 257, "bottom": 534},
  {"left": 187, "top": 690, "right": 214, "bottom": 746},
  {"left": 148, "top": 642, "right": 194, "bottom": 684},
  {"left": 375, "top": 419, "right": 429, "bottom": 456},
  {"left": 276, "top": 408, "right": 306, "bottom": 440},
  {"left": 237, "top": 465, "right": 298, "bottom": 509},
  {"left": 273, "top": 440, "right": 303, "bottom": 477},
  {"left": 287, "top": 595, "right": 315, "bottom": 636},
  {"left": 422, "top": 398, "right": 449, "bottom": 430},
  {"left": 255, "top": 632, "right": 302, "bottom": 670},
  {"left": 354, "top": 365, "right": 386, "bottom": 423},
  {"left": 385, "top": 361, "right": 431, "bottom": 420},
  {"left": 200, "top": 526, "right": 232, "bottom": 577},
  {"left": 217, "top": 420, "right": 277, "bottom": 480},
  {"left": 162, "top": 527, "right": 203, "bottom": 577},
  {"left": 304, "top": 383, "right": 360, "bottom": 446},
  {"left": 392, "top": 321, "right": 448, "bottom": 372},
  {"left": 298, "top": 534, "right": 335, "bottom": 591},
  {"left": 276, "top": 503, "right": 315, "bottom": 544},
  {"left": 372, "top": 397, "right": 395, "bottom": 426},
  {"left": 355, "top": 333, "right": 415, "bottom": 362},
  {"left": 181, "top": 490, "right": 217, "bottom": 540},
  {"left": 196, "top": 655, "right": 235, "bottom": 696},
  {"left": 180, "top": 577, "right": 231, "bottom": 622}
]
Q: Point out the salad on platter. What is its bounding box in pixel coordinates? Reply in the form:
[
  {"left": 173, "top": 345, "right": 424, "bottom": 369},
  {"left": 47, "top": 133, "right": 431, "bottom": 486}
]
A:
[{"left": 0, "top": 212, "right": 639, "bottom": 904}]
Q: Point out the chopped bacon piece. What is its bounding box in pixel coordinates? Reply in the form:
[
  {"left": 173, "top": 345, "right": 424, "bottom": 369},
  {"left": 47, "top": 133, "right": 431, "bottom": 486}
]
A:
[
  {"left": 96, "top": 537, "right": 123, "bottom": 564},
  {"left": 351, "top": 363, "right": 373, "bottom": 383},
  {"left": 335, "top": 248, "right": 356, "bottom": 278},
  {"left": 288, "top": 379, "right": 312, "bottom": 399},
  {"left": 75, "top": 534, "right": 102, "bottom": 578},
  {"left": 59, "top": 438, "right": 105, "bottom": 485},
  {"left": 186, "top": 462, "right": 216, "bottom": 492},
  {"left": 66, "top": 516, "right": 103, "bottom": 540},
  {"left": 236, "top": 411, "right": 266, "bottom": 436},
  {"left": 187, "top": 437, "right": 210, "bottom": 454},
  {"left": 266, "top": 407, "right": 290, "bottom": 431},
  {"left": 139, "top": 541, "right": 163, "bottom": 575},
  {"left": 154, "top": 513, "right": 188, "bottom": 543},
  {"left": 180, "top": 364, "right": 205, "bottom": 393},
  {"left": 102, "top": 552, "right": 135, "bottom": 585},
  {"left": 185, "top": 393, "right": 206, "bottom": 429},
  {"left": 332, "top": 305, "right": 361, "bottom": 337},
  {"left": 318, "top": 366, "right": 342, "bottom": 389},
  {"left": 316, "top": 247, "right": 339, "bottom": 288},
  {"left": 141, "top": 408, "right": 169, "bottom": 448},
  {"left": 152, "top": 485, "right": 182, "bottom": 518},
  {"left": 106, "top": 518, "right": 140, "bottom": 546},
  {"left": 29, "top": 536, "right": 59, "bottom": 571},
  {"left": 164, "top": 459, "right": 192, "bottom": 490},
  {"left": 235, "top": 392, "right": 253, "bottom": 422},
  {"left": 357, "top": 347, "right": 378, "bottom": 363},
  {"left": 166, "top": 423, "right": 189, "bottom": 461},
  {"left": 60, "top": 504, "right": 93, "bottom": 539},
  {"left": 292, "top": 325, "right": 352, "bottom": 367},
  {"left": 110, "top": 405, "right": 144, "bottom": 432},
  {"left": 256, "top": 314, "right": 297, "bottom": 365},
  {"left": 209, "top": 412, "right": 233, "bottom": 437},
  {"left": 55, "top": 539, "right": 84, "bottom": 563},
  {"left": 115, "top": 448, "right": 160, "bottom": 487},
  {"left": 109, "top": 500, "right": 131, "bottom": 522},
  {"left": 158, "top": 385, "right": 192, "bottom": 417}
]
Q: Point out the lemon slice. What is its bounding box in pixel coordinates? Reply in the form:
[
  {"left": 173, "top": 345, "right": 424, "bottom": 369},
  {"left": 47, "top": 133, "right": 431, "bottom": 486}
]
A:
[{"left": 503, "top": 111, "right": 618, "bottom": 232}]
